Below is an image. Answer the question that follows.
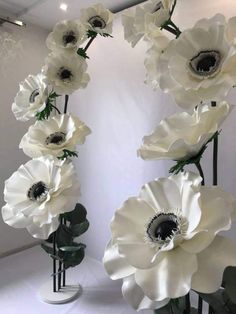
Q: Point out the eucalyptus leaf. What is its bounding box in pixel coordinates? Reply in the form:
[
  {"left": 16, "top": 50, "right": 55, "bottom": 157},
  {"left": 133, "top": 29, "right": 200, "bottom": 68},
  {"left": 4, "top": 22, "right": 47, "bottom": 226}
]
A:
[
  {"left": 56, "top": 224, "right": 73, "bottom": 248},
  {"left": 72, "top": 220, "right": 89, "bottom": 237},
  {"left": 41, "top": 243, "right": 54, "bottom": 255},
  {"left": 59, "top": 243, "right": 86, "bottom": 252},
  {"left": 64, "top": 203, "right": 87, "bottom": 225},
  {"left": 63, "top": 247, "right": 85, "bottom": 269},
  {"left": 197, "top": 290, "right": 231, "bottom": 314},
  {"left": 223, "top": 266, "right": 236, "bottom": 304}
]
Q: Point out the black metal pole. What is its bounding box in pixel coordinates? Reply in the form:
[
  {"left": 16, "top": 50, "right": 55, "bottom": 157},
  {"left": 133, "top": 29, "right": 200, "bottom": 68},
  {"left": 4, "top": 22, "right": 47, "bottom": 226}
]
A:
[{"left": 53, "top": 232, "right": 57, "bottom": 292}]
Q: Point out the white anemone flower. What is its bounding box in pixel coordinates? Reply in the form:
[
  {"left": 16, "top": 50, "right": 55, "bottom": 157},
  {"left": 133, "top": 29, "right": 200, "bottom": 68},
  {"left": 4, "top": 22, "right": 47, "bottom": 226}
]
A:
[
  {"left": 156, "top": 14, "right": 236, "bottom": 109},
  {"left": 12, "top": 74, "right": 48, "bottom": 121},
  {"left": 103, "top": 172, "right": 236, "bottom": 309},
  {"left": 19, "top": 114, "right": 91, "bottom": 158},
  {"left": 122, "top": 0, "right": 173, "bottom": 47},
  {"left": 42, "top": 52, "right": 90, "bottom": 95},
  {"left": 138, "top": 101, "right": 231, "bottom": 161},
  {"left": 80, "top": 4, "right": 113, "bottom": 35},
  {"left": 2, "top": 156, "right": 80, "bottom": 239},
  {"left": 46, "top": 20, "right": 87, "bottom": 51}
]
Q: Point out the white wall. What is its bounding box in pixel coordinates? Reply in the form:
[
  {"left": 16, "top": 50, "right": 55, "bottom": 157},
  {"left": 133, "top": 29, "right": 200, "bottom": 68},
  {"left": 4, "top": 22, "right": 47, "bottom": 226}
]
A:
[
  {"left": 0, "top": 22, "right": 49, "bottom": 254},
  {"left": 68, "top": 1, "right": 236, "bottom": 261}
]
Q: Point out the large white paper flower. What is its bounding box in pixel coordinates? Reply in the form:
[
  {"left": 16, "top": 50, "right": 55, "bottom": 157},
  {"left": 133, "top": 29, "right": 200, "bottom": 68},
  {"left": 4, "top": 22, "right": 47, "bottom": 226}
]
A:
[
  {"left": 46, "top": 20, "right": 87, "bottom": 51},
  {"left": 80, "top": 4, "right": 113, "bottom": 35},
  {"left": 19, "top": 114, "right": 91, "bottom": 158},
  {"left": 2, "top": 156, "right": 80, "bottom": 239},
  {"left": 122, "top": 0, "right": 173, "bottom": 47},
  {"left": 12, "top": 74, "right": 48, "bottom": 121},
  {"left": 156, "top": 14, "right": 236, "bottom": 109},
  {"left": 104, "top": 172, "right": 236, "bottom": 309},
  {"left": 42, "top": 52, "right": 90, "bottom": 95},
  {"left": 138, "top": 101, "right": 231, "bottom": 161}
]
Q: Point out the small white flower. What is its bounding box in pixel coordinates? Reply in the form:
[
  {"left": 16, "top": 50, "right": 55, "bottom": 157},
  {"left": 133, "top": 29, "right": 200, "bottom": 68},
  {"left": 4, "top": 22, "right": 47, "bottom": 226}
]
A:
[
  {"left": 80, "top": 3, "right": 113, "bottom": 35},
  {"left": 46, "top": 20, "right": 87, "bottom": 51},
  {"left": 122, "top": 0, "right": 173, "bottom": 47},
  {"left": 2, "top": 156, "right": 80, "bottom": 239},
  {"left": 19, "top": 114, "right": 91, "bottom": 158},
  {"left": 156, "top": 14, "right": 236, "bottom": 109},
  {"left": 12, "top": 74, "right": 48, "bottom": 121},
  {"left": 138, "top": 101, "right": 231, "bottom": 161},
  {"left": 103, "top": 172, "right": 236, "bottom": 309},
  {"left": 42, "top": 52, "right": 90, "bottom": 95}
]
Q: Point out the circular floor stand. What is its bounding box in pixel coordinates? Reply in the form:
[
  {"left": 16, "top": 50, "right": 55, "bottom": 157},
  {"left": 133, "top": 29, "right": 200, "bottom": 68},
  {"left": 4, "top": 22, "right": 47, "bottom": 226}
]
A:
[{"left": 39, "top": 281, "right": 82, "bottom": 304}]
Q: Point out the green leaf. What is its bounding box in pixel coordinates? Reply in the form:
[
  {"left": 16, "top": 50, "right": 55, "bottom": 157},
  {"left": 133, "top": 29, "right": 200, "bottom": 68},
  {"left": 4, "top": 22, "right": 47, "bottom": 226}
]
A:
[
  {"left": 87, "top": 30, "right": 97, "bottom": 38},
  {"left": 56, "top": 224, "right": 73, "bottom": 248},
  {"left": 223, "top": 267, "right": 236, "bottom": 304},
  {"left": 64, "top": 203, "right": 87, "bottom": 225},
  {"left": 77, "top": 48, "right": 89, "bottom": 59},
  {"left": 41, "top": 243, "right": 54, "bottom": 255},
  {"left": 169, "top": 131, "right": 220, "bottom": 174},
  {"left": 71, "top": 220, "right": 89, "bottom": 237},
  {"left": 62, "top": 247, "right": 85, "bottom": 269},
  {"left": 57, "top": 149, "right": 78, "bottom": 160},
  {"left": 100, "top": 33, "right": 113, "bottom": 38},
  {"left": 59, "top": 243, "right": 86, "bottom": 252},
  {"left": 197, "top": 290, "right": 231, "bottom": 314}
]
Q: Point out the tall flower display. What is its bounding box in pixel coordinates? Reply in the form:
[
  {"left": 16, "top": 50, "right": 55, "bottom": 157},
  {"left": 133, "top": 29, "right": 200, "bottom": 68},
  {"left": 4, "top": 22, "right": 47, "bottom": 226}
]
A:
[
  {"left": 104, "top": 1, "right": 236, "bottom": 313},
  {"left": 2, "top": 3, "right": 113, "bottom": 302}
]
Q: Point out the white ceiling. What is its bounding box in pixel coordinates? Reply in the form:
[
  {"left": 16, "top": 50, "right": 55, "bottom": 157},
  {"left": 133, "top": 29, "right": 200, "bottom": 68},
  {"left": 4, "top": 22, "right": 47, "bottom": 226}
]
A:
[
  {"left": 0, "top": 0, "right": 146, "bottom": 30},
  {"left": 1, "top": 0, "right": 236, "bottom": 30}
]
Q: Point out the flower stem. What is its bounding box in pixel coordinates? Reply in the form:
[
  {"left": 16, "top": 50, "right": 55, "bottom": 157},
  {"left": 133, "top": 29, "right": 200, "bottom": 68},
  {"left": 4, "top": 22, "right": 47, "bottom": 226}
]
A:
[
  {"left": 211, "top": 101, "right": 218, "bottom": 185},
  {"left": 51, "top": 104, "right": 61, "bottom": 114},
  {"left": 198, "top": 296, "right": 203, "bottom": 314},
  {"left": 84, "top": 35, "right": 97, "bottom": 52},
  {"left": 53, "top": 232, "right": 57, "bottom": 292},
  {"left": 184, "top": 293, "right": 191, "bottom": 314},
  {"left": 195, "top": 162, "right": 205, "bottom": 186},
  {"left": 64, "top": 95, "right": 69, "bottom": 114}
]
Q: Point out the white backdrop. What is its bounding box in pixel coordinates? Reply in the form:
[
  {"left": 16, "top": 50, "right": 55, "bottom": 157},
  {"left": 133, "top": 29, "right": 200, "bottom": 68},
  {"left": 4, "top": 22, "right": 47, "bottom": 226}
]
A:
[{"left": 68, "top": 1, "right": 236, "bottom": 261}]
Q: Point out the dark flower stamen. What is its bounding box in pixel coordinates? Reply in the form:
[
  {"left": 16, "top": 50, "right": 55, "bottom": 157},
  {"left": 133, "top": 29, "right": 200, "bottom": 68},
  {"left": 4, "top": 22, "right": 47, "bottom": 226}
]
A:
[
  {"left": 63, "top": 31, "right": 77, "bottom": 46},
  {"left": 88, "top": 16, "right": 106, "bottom": 29},
  {"left": 45, "top": 132, "right": 66, "bottom": 146},
  {"left": 189, "top": 50, "right": 221, "bottom": 77},
  {"left": 29, "top": 89, "right": 40, "bottom": 103},
  {"left": 27, "top": 181, "right": 48, "bottom": 202}
]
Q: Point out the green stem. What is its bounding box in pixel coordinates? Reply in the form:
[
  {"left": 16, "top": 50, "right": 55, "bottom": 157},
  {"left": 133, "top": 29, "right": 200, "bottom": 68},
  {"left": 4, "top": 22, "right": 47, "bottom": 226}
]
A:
[
  {"left": 64, "top": 95, "right": 69, "bottom": 114},
  {"left": 84, "top": 35, "right": 97, "bottom": 52},
  {"left": 168, "top": 20, "right": 181, "bottom": 37},
  {"left": 211, "top": 101, "right": 218, "bottom": 185},
  {"left": 163, "top": 25, "right": 179, "bottom": 36},
  {"left": 195, "top": 162, "right": 205, "bottom": 186}
]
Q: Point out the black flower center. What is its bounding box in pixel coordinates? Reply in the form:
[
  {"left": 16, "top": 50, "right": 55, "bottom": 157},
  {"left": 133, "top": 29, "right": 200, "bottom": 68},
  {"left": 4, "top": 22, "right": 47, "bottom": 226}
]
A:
[
  {"left": 155, "top": 220, "right": 178, "bottom": 240},
  {"left": 27, "top": 181, "right": 48, "bottom": 202},
  {"left": 63, "top": 31, "right": 77, "bottom": 46},
  {"left": 189, "top": 50, "right": 221, "bottom": 77},
  {"left": 58, "top": 67, "right": 73, "bottom": 81},
  {"left": 88, "top": 16, "right": 106, "bottom": 29},
  {"left": 29, "top": 89, "right": 40, "bottom": 103},
  {"left": 45, "top": 132, "right": 66, "bottom": 146},
  {"left": 147, "top": 213, "right": 179, "bottom": 243}
]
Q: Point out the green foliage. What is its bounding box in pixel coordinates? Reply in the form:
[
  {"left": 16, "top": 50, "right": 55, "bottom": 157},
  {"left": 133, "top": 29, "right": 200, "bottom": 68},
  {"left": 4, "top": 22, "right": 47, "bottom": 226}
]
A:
[
  {"left": 169, "top": 131, "right": 220, "bottom": 174},
  {"left": 154, "top": 297, "right": 186, "bottom": 314},
  {"left": 41, "top": 203, "right": 89, "bottom": 271},
  {"left": 77, "top": 48, "right": 89, "bottom": 59},
  {"left": 223, "top": 267, "right": 236, "bottom": 304},
  {"left": 197, "top": 290, "right": 231, "bottom": 314},
  {"left": 100, "top": 33, "right": 113, "bottom": 38},
  {"left": 57, "top": 149, "right": 78, "bottom": 160},
  {"left": 36, "top": 91, "right": 60, "bottom": 120},
  {"left": 87, "top": 30, "right": 98, "bottom": 39}
]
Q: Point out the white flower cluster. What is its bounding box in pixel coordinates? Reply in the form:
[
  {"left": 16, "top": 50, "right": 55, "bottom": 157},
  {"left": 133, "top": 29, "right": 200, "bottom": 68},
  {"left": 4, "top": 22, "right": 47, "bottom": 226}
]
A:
[
  {"left": 2, "top": 4, "right": 114, "bottom": 239},
  {"left": 104, "top": 1, "right": 236, "bottom": 312}
]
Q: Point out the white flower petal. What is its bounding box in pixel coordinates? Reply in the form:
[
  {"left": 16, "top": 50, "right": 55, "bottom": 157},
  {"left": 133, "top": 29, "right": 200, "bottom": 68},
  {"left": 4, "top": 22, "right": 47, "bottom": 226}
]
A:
[
  {"left": 103, "top": 241, "right": 135, "bottom": 280},
  {"left": 122, "top": 275, "right": 170, "bottom": 311},
  {"left": 135, "top": 247, "right": 198, "bottom": 300},
  {"left": 27, "top": 217, "right": 59, "bottom": 239},
  {"left": 192, "top": 235, "right": 236, "bottom": 293}
]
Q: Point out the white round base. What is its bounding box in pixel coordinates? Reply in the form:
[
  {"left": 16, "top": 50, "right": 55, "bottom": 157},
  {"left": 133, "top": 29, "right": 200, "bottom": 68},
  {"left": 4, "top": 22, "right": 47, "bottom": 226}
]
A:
[{"left": 39, "top": 281, "right": 82, "bottom": 304}]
